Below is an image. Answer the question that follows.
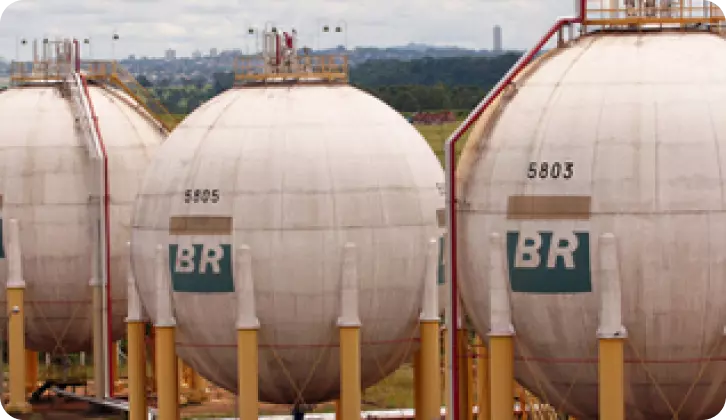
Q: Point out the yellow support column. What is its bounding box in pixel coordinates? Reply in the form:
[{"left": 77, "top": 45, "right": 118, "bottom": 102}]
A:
[
  {"left": 149, "top": 325, "right": 157, "bottom": 395},
  {"left": 414, "top": 350, "right": 422, "bottom": 419},
  {"left": 443, "top": 326, "right": 450, "bottom": 420},
  {"left": 457, "top": 327, "right": 470, "bottom": 420},
  {"left": 25, "top": 350, "right": 38, "bottom": 394},
  {"left": 127, "top": 241, "right": 148, "bottom": 420},
  {"left": 476, "top": 337, "right": 490, "bottom": 420},
  {"left": 488, "top": 233, "right": 514, "bottom": 420},
  {"left": 186, "top": 366, "right": 208, "bottom": 404},
  {"left": 419, "top": 238, "right": 442, "bottom": 420},
  {"left": 7, "top": 219, "right": 30, "bottom": 414},
  {"left": 338, "top": 243, "right": 361, "bottom": 420},
  {"left": 598, "top": 233, "right": 626, "bottom": 420},
  {"left": 235, "top": 245, "right": 259, "bottom": 420},
  {"left": 517, "top": 384, "right": 528, "bottom": 420},
  {"left": 335, "top": 399, "right": 342, "bottom": 419},
  {"left": 154, "top": 244, "right": 179, "bottom": 420},
  {"left": 177, "top": 358, "right": 186, "bottom": 388}
]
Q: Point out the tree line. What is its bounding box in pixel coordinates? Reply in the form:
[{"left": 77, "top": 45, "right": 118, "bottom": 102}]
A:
[{"left": 138, "top": 53, "right": 522, "bottom": 116}]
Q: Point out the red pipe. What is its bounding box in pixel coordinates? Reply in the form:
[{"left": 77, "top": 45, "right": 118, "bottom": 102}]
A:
[
  {"left": 73, "top": 39, "right": 80, "bottom": 72},
  {"left": 275, "top": 33, "right": 281, "bottom": 66},
  {"left": 80, "top": 74, "right": 114, "bottom": 398},
  {"left": 443, "top": 5, "right": 585, "bottom": 419}
]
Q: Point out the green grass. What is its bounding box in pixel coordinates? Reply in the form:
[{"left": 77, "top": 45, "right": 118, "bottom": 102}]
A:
[{"left": 413, "top": 120, "right": 469, "bottom": 167}]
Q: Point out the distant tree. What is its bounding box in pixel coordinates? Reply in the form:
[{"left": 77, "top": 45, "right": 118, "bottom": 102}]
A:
[
  {"left": 212, "top": 72, "right": 235, "bottom": 95},
  {"left": 137, "top": 74, "right": 152, "bottom": 88}
]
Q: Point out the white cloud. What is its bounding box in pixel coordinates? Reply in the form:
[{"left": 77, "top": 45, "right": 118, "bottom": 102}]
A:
[{"left": 0, "top": 0, "right": 578, "bottom": 60}]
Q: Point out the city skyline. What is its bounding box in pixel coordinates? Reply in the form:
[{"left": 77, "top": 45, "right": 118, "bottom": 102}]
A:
[{"left": 0, "top": 0, "right": 574, "bottom": 61}]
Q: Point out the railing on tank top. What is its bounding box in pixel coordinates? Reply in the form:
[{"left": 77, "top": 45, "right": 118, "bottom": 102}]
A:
[
  {"left": 81, "top": 60, "right": 176, "bottom": 132},
  {"left": 584, "top": 0, "right": 726, "bottom": 29},
  {"left": 234, "top": 53, "right": 349, "bottom": 85}
]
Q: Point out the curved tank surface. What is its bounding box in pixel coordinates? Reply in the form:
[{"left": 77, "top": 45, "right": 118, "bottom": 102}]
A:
[
  {"left": 0, "top": 84, "right": 165, "bottom": 352},
  {"left": 457, "top": 32, "right": 726, "bottom": 420},
  {"left": 131, "top": 84, "right": 444, "bottom": 404}
]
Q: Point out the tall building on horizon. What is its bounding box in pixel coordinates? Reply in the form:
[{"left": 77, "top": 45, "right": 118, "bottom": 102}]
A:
[
  {"left": 493, "top": 25, "right": 502, "bottom": 53},
  {"left": 164, "top": 48, "right": 176, "bottom": 60},
  {"left": 210, "top": 47, "right": 218, "bottom": 57}
]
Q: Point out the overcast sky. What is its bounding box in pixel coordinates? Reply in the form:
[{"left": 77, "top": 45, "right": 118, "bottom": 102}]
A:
[{"left": 0, "top": 0, "right": 577, "bottom": 60}]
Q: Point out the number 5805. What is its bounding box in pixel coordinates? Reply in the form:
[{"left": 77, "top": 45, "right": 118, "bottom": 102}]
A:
[{"left": 527, "top": 161, "right": 573, "bottom": 180}]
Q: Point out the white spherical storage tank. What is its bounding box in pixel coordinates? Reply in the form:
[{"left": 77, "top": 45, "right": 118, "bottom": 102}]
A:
[
  {"left": 457, "top": 32, "right": 726, "bottom": 420},
  {"left": 131, "top": 83, "right": 444, "bottom": 404},
  {"left": 0, "top": 84, "right": 165, "bottom": 352}
]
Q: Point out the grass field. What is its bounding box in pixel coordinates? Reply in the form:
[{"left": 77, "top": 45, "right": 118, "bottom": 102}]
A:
[{"left": 413, "top": 121, "right": 469, "bottom": 167}]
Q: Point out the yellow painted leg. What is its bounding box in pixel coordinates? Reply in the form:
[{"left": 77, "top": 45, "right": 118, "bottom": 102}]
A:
[
  {"left": 489, "top": 336, "right": 514, "bottom": 420},
  {"left": 25, "top": 350, "right": 38, "bottom": 394},
  {"left": 457, "top": 329, "right": 470, "bottom": 420},
  {"left": 420, "top": 320, "right": 441, "bottom": 420},
  {"left": 466, "top": 347, "right": 475, "bottom": 420},
  {"left": 187, "top": 368, "right": 208, "bottom": 404},
  {"left": 149, "top": 326, "right": 157, "bottom": 395},
  {"left": 237, "top": 329, "right": 259, "bottom": 420},
  {"left": 414, "top": 350, "right": 422, "bottom": 420},
  {"left": 7, "top": 287, "right": 30, "bottom": 414},
  {"left": 476, "top": 338, "right": 490, "bottom": 420},
  {"left": 128, "top": 321, "right": 147, "bottom": 420},
  {"left": 155, "top": 326, "right": 179, "bottom": 420},
  {"left": 518, "top": 384, "right": 528, "bottom": 420},
  {"left": 443, "top": 327, "right": 450, "bottom": 420},
  {"left": 340, "top": 326, "right": 361, "bottom": 420},
  {"left": 599, "top": 338, "right": 625, "bottom": 420}
]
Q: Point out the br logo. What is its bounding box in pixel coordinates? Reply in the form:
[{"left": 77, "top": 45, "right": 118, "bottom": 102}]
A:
[
  {"left": 169, "top": 244, "right": 234, "bottom": 293},
  {"left": 505, "top": 230, "right": 591, "bottom": 294}
]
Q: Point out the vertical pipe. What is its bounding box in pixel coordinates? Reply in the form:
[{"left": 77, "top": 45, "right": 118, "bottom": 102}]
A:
[
  {"left": 236, "top": 245, "right": 259, "bottom": 420},
  {"left": 488, "top": 233, "right": 514, "bottom": 420},
  {"left": 154, "top": 244, "right": 179, "bottom": 420},
  {"left": 338, "top": 243, "right": 361, "bottom": 420},
  {"left": 476, "top": 338, "right": 490, "bottom": 420},
  {"left": 597, "top": 233, "right": 626, "bottom": 420},
  {"left": 25, "top": 351, "right": 38, "bottom": 394},
  {"left": 127, "top": 241, "right": 147, "bottom": 420},
  {"left": 6, "top": 219, "right": 30, "bottom": 414},
  {"left": 420, "top": 238, "right": 442, "bottom": 420},
  {"left": 91, "top": 197, "right": 106, "bottom": 399}
]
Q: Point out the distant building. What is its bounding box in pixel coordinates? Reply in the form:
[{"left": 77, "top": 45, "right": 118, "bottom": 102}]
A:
[
  {"left": 192, "top": 49, "right": 202, "bottom": 59},
  {"left": 128, "top": 54, "right": 136, "bottom": 60},
  {"left": 493, "top": 25, "right": 503, "bottom": 53},
  {"left": 209, "top": 47, "right": 218, "bottom": 57},
  {"left": 164, "top": 48, "right": 176, "bottom": 60}
]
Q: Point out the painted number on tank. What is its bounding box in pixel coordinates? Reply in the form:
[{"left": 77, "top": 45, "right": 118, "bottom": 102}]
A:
[
  {"left": 527, "top": 161, "right": 573, "bottom": 179},
  {"left": 169, "top": 244, "right": 234, "bottom": 293},
  {"left": 506, "top": 230, "right": 591, "bottom": 294},
  {"left": 184, "top": 189, "right": 220, "bottom": 204}
]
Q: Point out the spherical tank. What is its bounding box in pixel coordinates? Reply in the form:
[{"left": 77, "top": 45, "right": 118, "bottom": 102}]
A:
[
  {"left": 131, "top": 84, "right": 444, "bottom": 404},
  {"left": 0, "top": 84, "right": 165, "bottom": 352},
  {"left": 457, "top": 32, "right": 726, "bottom": 420}
]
